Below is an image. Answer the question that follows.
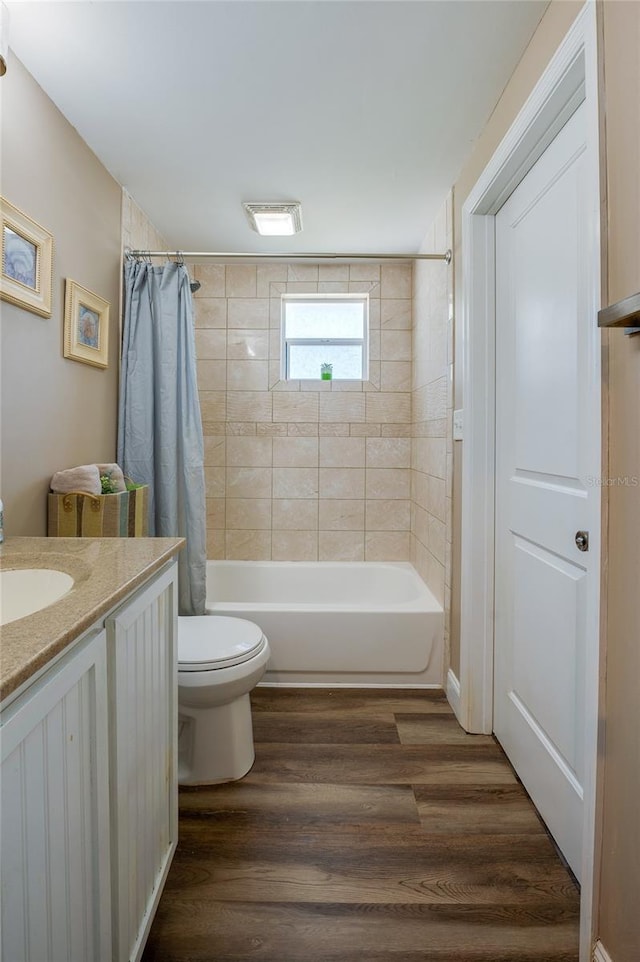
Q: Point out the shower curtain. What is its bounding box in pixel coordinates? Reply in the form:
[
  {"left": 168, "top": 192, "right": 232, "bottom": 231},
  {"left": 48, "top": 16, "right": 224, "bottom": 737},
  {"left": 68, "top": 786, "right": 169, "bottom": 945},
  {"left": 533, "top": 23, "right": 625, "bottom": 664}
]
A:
[{"left": 118, "top": 260, "right": 206, "bottom": 615}]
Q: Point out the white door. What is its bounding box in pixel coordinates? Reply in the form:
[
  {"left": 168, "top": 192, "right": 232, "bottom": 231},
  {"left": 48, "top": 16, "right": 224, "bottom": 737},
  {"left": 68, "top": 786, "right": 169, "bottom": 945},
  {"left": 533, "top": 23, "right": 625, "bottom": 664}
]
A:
[{"left": 494, "top": 100, "right": 599, "bottom": 881}]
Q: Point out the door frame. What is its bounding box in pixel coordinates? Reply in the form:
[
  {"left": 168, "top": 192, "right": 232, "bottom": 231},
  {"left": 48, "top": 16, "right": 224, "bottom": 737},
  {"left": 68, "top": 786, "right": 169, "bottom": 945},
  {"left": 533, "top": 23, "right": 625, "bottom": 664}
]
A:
[{"left": 456, "top": 3, "right": 601, "bottom": 958}]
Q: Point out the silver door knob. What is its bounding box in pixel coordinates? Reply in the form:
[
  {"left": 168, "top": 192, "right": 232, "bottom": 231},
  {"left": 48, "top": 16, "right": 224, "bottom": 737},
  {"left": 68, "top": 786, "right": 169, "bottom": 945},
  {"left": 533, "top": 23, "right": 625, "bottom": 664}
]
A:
[{"left": 575, "top": 531, "right": 589, "bottom": 552}]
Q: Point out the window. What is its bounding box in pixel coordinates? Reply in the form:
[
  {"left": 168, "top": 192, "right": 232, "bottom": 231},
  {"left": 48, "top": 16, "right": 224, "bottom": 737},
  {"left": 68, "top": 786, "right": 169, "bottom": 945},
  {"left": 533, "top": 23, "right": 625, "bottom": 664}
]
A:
[{"left": 281, "top": 294, "right": 369, "bottom": 381}]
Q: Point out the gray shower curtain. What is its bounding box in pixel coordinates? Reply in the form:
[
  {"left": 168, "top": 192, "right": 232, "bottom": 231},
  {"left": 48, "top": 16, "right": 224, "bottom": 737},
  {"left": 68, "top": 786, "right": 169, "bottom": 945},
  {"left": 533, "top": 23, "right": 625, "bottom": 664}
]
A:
[{"left": 118, "top": 260, "right": 206, "bottom": 615}]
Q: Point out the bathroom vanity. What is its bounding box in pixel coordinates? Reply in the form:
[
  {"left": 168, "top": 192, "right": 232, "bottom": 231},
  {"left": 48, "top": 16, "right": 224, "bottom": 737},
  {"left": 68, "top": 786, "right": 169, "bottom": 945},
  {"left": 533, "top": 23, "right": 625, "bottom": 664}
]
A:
[{"left": 0, "top": 537, "right": 183, "bottom": 962}]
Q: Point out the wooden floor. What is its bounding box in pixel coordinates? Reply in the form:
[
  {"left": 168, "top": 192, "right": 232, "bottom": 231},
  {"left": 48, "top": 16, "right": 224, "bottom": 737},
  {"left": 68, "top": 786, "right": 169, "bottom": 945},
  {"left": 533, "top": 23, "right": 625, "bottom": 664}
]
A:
[{"left": 142, "top": 689, "right": 580, "bottom": 961}]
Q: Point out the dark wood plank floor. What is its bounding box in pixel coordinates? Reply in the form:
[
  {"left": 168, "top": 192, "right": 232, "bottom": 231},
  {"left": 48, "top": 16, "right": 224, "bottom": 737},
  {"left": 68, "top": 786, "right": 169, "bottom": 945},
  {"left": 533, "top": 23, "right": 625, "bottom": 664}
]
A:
[{"left": 142, "top": 688, "right": 579, "bottom": 961}]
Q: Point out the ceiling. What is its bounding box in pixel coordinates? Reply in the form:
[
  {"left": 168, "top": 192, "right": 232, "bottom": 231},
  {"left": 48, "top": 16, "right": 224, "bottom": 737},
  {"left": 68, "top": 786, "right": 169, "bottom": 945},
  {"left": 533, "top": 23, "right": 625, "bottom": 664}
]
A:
[{"left": 6, "top": 0, "right": 549, "bottom": 254}]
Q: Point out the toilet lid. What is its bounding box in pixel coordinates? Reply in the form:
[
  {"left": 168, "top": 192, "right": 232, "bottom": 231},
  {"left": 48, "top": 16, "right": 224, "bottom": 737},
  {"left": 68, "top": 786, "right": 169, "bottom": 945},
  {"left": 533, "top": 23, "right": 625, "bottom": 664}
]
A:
[{"left": 178, "top": 615, "right": 266, "bottom": 671}]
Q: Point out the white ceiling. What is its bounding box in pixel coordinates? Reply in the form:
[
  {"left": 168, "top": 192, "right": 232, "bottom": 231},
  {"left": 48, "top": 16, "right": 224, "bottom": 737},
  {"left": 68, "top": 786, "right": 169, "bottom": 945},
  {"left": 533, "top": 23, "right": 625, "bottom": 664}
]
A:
[{"left": 6, "top": 0, "right": 549, "bottom": 253}]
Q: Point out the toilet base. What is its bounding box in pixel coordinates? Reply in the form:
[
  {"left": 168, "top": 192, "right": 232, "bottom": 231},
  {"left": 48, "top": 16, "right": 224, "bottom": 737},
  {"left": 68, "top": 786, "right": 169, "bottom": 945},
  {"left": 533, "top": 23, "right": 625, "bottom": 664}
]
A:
[{"left": 178, "top": 693, "right": 256, "bottom": 785}]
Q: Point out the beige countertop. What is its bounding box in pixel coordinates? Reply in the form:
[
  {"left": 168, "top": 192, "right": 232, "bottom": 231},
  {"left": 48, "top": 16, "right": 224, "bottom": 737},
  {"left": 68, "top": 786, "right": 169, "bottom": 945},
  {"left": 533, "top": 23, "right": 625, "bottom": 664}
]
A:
[{"left": 0, "top": 537, "right": 184, "bottom": 703}]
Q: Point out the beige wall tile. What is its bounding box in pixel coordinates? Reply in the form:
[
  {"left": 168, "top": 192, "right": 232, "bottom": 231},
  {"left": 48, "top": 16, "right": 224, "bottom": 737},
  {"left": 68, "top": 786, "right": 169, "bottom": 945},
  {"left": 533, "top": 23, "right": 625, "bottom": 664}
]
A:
[
  {"left": 206, "top": 497, "right": 225, "bottom": 528},
  {"left": 366, "top": 392, "right": 411, "bottom": 423},
  {"left": 350, "top": 422, "right": 381, "bottom": 437},
  {"left": 319, "top": 499, "right": 365, "bottom": 531},
  {"left": 273, "top": 437, "right": 319, "bottom": 467},
  {"left": 204, "top": 436, "right": 225, "bottom": 467},
  {"left": 226, "top": 422, "right": 257, "bottom": 436},
  {"left": 366, "top": 468, "right": 410, "bottom": 499},
  {"left": 381, "top": 330, "right": 411, "bottom": 361},
  {"left": 207, "top": 528, "right": 225, "bottom": 560},
  {"left": 319, "top": 437, "right": 365, "bottom": 468},
  {"left": 257, "top": 422, "right": 288, "bottom": 437},
  {"left": 349, "top": 280, "right": 380, "bottom": 296},
  {"left": 318, "top": 281, "right": 349, "bottom": 293},
  {"left": 195, "top": 329, "right": 226, "bottom": 359},
  {"left": 319, "top": 531, "right": 365, "bottom": 562},
  {"left": 226, "top": 498, "right": 272, "bottom": 530},
  {"left": 199, "top": 391, "right": 226, "bottom": 421},
  {"left": 365, "top": 530, "right": 411, "bottom": 562},
  {"left": 194, "top": 264, "right": 225, "bottom": 298},
  {"left": 226, "top": 436, "right": 272, "bottom": 467},
  {"left": 381, "top": 423, "right": 411, "bottom": 437},
  {"left": 272, "top": 499, "right": 318, "bottom": 530},
  {"left": 197, "top": 360, "right": 227, "bottom": 391},
  {"left": 194, "top": 299, "right": 227, "bottom": 328},
  {"left": 381, "top": 264, "right": 412, "bottom": 299},
  {"left": 273, "top": 393, "right": 319, "bottom": 422},
  {"left": 257, "top": 265, "right": 288, "bottom": 297},
  {"left": 227, "top": 330, "right": 269, "bottom": 360},
  {"left": 319, "top": 422, "right": 350, "bottom": 437},
  {"left": 366, "top": 437, "right": 411, "bottom": 468},
  {"left": 226, "top": 265, "right": 257, "bottom": 297},
  {"left": 227, "top": 391, "right": 272, "bottom": 422},
  {"left": 226, "top": 529, "right": 271, "bottom": 561},
  {"left": 272, "top": 530, "right": 318, "bottom": 562},
  {"left": 318, "top": 265, "right": 349, "bottom": 282},
  {"left": 226, "top": 466, "right": 272, "bottom": 499},
  {"left": 300, "top": 379, "right": 332, "bottom": 392},
  {"left": 380, "top": 361, "right": 412, "bottom": 393},
  {"left": 287, "top": 422, "right": 319, "bottom": 436},
  {"left": 365, "top": 499, "right": 411, "bottom": 531},
  {"left": 227, "top": 360, "right": 269, "bottom": 392},
  {"left": 273, "top": 467, "right": 319, "bottom": 499},
  {"left": 319, "top": 393, "right": 366, "bottom": 423},
  {"left": 287, "top": 264, "right": 319, "bottom": 282},
  {"left": 286, "top": 281, "right": 318, "bottom": 294},
  {"left": 349, "top": 263, "right": 380, "bottom": 281},
  {"left": 319, "top": 468, "right": 365, "bottom": 499},
  {"left": 205, "top": 467, "right": 225, "bottom": 498},
  {"left": 228, "top": 298, "right": 269, "bottom": 329},
  {"left": 331, "top": 379, "right": 365, "bottom": 392},
  {"left": 381, "top": 299, "right": 411, "bottom": 329}
]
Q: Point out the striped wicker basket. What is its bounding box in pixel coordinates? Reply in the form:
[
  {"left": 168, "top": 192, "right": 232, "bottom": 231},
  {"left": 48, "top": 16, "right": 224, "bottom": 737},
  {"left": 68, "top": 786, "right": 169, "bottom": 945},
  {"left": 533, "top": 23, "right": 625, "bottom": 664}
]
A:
[{"left": 47, "top": 486, "right": 149, "bottom": 538}]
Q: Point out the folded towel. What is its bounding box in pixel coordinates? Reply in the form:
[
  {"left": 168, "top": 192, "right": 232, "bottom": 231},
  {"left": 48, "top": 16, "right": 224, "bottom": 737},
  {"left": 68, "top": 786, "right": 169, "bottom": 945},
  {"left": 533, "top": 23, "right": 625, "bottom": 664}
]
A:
[
  {"left": 50, "top": 464, "right": 101, "bottom": 496},
  {"left": 97, "top": 463, "right": 127, "bottom": 493}
]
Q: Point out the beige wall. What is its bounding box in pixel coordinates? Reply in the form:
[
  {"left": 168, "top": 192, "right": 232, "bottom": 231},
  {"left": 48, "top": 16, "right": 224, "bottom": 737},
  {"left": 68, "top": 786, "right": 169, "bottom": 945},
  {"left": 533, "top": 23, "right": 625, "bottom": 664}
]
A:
[
  {"left": 449, "top": 0, "right": 584, "bottom": 676},
  {"left": 411, "top": 195, "right": 454, "bottom": 667},
  {"left": 0, "top": 55, "right": 121, "bottom": 535},
  {"left": 191, "top": 262, "right": 414, "bottom": 562},
  {"left": 597, "top": 4, "right": 640, "bottom": 959}
]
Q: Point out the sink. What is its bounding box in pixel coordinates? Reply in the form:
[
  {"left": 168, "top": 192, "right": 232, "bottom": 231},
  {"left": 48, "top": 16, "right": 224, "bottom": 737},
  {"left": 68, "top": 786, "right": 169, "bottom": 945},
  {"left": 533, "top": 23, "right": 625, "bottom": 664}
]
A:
[{"left": 0, "top": 568, "right": 75, "bottom": 626}]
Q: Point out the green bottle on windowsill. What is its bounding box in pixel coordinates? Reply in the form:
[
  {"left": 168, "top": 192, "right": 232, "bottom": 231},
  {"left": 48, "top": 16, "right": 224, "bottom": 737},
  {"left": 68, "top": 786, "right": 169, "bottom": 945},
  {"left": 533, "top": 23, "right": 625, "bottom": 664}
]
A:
[{"left": 321, "top": 363, "right": 333, "bottom": 380}]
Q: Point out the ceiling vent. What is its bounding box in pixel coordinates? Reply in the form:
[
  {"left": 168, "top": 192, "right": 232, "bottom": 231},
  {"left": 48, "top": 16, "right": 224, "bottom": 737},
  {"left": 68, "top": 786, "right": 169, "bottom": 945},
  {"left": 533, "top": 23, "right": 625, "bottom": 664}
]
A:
[{"left": 243, "top": 202, "right": 303, "bottom": 236}]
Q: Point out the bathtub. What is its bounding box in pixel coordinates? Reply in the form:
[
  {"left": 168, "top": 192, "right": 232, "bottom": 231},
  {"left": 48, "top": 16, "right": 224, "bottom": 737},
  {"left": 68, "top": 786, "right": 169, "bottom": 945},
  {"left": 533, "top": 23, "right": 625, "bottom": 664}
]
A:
[{"left": 205, "top": 561, "right": 443, "bottom": 687}]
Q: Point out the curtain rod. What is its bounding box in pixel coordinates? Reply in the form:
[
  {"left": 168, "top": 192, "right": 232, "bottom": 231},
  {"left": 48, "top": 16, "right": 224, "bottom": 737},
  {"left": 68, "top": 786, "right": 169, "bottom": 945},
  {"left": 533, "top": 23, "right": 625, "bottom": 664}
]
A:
[{"left": 124, "top": 247, "right": 452, "bottom": 264}]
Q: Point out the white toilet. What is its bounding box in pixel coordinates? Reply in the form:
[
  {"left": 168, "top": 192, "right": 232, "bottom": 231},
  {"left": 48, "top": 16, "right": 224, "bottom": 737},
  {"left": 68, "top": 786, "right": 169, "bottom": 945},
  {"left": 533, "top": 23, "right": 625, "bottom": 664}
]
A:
[{"left": 177, "top": 615, "right": 270, "bottom": 785}]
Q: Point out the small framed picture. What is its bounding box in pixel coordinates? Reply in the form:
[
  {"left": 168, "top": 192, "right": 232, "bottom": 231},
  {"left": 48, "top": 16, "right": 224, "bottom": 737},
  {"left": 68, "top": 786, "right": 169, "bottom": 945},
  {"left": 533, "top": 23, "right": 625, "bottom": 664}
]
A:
[
  {"left": 1, "top": 197, "right": 54, "bottom": 317},
  {"left": 63, "top": 280, "right": 110, "bottom": 369}
]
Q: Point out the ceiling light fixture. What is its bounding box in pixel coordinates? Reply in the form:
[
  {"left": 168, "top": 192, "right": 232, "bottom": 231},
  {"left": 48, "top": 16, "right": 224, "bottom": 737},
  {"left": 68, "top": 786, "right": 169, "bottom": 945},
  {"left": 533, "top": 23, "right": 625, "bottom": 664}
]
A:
[{"left": 243, "top": 202, "right": 303, "bottom": 236}]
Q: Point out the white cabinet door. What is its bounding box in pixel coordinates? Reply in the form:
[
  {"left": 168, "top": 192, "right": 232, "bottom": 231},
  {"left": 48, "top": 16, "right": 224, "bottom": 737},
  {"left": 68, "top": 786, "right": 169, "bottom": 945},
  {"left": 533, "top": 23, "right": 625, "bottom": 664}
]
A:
[
  {"left": 107, "top": 563, "right": 178, "bottom": 962},
  {"left": 0, "top": 631, "right": 112, "bottom": 962},
  {"left": 494, "top": 101, "right": 599, "bottom": 880}
]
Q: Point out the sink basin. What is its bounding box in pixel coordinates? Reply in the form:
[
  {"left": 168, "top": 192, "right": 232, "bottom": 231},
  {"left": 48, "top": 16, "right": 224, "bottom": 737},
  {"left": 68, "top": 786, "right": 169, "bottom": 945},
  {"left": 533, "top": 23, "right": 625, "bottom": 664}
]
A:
[{"left": 0, "top": 568, "right": 75, "bottom": 626}]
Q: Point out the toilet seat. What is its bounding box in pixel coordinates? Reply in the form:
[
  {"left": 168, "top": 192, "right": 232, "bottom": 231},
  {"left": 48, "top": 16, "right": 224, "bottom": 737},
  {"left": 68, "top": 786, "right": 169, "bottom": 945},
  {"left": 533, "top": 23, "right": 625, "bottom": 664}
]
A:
[{"left": 178, "top": 615, "right": 266, "bottom": 671}]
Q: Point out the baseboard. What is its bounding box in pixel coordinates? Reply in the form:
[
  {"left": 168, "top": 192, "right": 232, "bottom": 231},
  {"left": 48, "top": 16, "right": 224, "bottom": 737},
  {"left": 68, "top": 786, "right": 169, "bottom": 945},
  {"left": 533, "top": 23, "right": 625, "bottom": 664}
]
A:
[
  {"left": 446, "top": 668, "right": 462, "bottom": 722},
  {"left": 593, "top": 941, "right": 613, "bottom": 962}
]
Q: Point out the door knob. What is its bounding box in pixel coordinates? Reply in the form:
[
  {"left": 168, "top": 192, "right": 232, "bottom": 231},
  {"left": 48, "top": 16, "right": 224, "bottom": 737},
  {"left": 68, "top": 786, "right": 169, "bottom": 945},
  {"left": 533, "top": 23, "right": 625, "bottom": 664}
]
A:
[{"left": 575, "top": 531, "right": 589, "bottom": 552}]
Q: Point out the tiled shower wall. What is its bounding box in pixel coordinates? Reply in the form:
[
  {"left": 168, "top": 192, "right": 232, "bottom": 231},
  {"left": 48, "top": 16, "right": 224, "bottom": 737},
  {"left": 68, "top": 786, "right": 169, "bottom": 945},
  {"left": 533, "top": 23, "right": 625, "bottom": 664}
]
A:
[
  {"left": 191, "top": 261, "right": 414, "bottom": 562},
  {"left": 411, "top": 194, "right": 454, "bottom": 663}
]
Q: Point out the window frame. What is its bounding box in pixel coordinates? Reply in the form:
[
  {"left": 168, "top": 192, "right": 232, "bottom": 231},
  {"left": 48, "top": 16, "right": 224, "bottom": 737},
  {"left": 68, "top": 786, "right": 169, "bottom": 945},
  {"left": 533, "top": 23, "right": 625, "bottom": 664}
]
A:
[{"left": 280, "top": 293, "right": 370, "bottom": 382}]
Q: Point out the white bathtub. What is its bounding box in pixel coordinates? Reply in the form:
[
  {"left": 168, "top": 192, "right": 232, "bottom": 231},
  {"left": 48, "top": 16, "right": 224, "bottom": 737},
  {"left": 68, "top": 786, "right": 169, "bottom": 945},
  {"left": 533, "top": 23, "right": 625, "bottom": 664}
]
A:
[{"left": 205, "top": 561, "right": 444, "bottom": 687}]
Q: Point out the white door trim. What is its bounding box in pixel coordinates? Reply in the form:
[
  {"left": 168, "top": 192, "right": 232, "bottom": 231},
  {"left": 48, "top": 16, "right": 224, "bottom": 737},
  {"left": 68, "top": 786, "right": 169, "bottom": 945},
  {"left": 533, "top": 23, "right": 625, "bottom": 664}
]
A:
[{"left": 457, "top": 4, "right": 601, "bottom": 959}]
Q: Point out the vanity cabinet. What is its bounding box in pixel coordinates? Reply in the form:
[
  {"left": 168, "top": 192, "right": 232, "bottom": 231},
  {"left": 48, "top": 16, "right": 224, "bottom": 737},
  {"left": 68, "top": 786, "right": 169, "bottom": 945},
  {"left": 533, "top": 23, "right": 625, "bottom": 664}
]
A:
[
  {"left": 0, "top": 629, "right": 112, "bottom": 961},
  {"left": 107, "top": 564, "right": 178, "bottom": 962},
  {"left": 0, "top": 559, "right": 178, "bottom": 962}
]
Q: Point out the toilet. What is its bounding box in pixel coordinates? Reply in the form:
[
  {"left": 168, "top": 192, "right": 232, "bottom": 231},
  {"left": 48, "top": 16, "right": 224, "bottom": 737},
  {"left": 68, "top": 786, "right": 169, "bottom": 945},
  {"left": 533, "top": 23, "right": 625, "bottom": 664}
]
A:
[{"left": 177, "top": 615, "right": 270, "bottom": 785}]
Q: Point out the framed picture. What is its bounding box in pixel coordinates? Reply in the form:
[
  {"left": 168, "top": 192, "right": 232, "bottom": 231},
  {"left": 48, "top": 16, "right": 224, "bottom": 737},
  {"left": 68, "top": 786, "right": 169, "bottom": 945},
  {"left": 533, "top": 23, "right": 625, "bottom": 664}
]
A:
[
  {"left": 0, "top": 197, "right": 54, "bottom": 317},
  {"left": 63, "top": 280, "right": 110, "bottom": 369}
]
